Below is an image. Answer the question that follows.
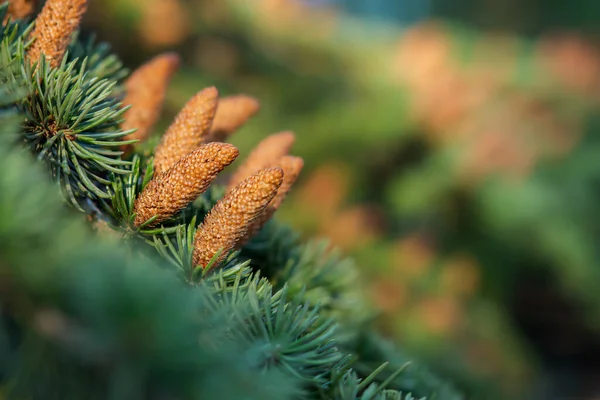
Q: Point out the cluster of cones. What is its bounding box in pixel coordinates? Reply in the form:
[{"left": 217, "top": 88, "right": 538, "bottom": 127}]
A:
[
  {"left": 128, "top": 74, "right": 303, "bottom": 269},
  {"left": 20, "top": 0, "right": 304, "bottom": 271}
]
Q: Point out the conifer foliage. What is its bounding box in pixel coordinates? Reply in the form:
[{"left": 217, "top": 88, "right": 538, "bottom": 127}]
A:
[{"left": 0, "top": 1, "right": 463, "bottom": 399}]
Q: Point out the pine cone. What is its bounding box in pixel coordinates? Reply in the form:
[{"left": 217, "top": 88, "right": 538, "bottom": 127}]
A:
[
  {"left": 193, "top": 167, "right": 283, "bottom": 269},
  {"left": 209, "top": 94, "right": 260, "bottom": 142},
  {"left": 27, "top": 0, "right": 87, "bottom": 68},
  {"left": 121, "top": 53, "right": 180, "bottom": 153},
  {"left": 226, "top": 131, "right": 295, "bottom": 191},
  {"left": 153, "top": 86, "right": 219, "bottom": 175},
  {"left": 134, "top": 142, "right": 239, "bottom": 227},
  {"left": 7, "top": 0, "right": 37, "bottom": 20},
  {"left": 240, "top": 155, "right": 304, "bottom": 245}
]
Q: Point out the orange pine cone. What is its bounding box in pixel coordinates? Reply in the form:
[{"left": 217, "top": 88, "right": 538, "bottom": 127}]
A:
[
  {"left": 192, "top": 167, "right": 283, "bottom": 269},
  {"left": 209, "top": 94, "right": 260, "bottom": 142},
  {"left": 226, "top": 131, "right": 295, "bottom": 191},
  {"left": 121, "top": 53, "right": 180, "bottom": 152},
  {"left": 134, "top": 142, "right": 239, "bottom": 227},
  {"left": 240, "top": 155, "right": 303, "bottom": 244},
  {"left": 7, "top": 0, "right": 37, "bottom": 20},
  {"left": 27, "top": 0, "right": 88, "bottom": 68},
  {"left": 153, "top": 86, "right": 219, "bottom": 175}
]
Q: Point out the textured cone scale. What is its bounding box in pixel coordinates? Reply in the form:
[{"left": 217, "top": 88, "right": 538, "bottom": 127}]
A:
[
  {"left": 240, "top": 155, "right": 304, "bottom": 245},
  {"left": 226, "top": 131, "right": 295, "bottom": 191},
  {"left": 153, "top": 86, "right": 219, "bottom": 176},
  {"left": 209, "top": 95, "right": 261, "bottom": 142},
  {"left": 133, "top": 142, "right": 239, "bottom": 227},
  {"left": 27, "top": 0, "right": 88, "bottom": 68},
  {"left": 121, "top": 53, "right": 181, "bottom": 152},
  {"left": 193, "top": 167, "right": 284, "bottom": 269},
  {"left": 7, "top": 0, "right": 37, "bottom": 19}
]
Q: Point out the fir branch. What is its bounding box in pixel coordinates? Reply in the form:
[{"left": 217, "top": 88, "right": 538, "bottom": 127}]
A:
[
  {"left": 203, "top": 260, "right": 264, "bottom": 295},
  {"left": 153, "top": 86, "right": 219, "bottom": 175},
  {"left": 0, "top": 17, "right": 29, "bottom": 94},
  {"left": 350, "top": 332, "right": 464, "bottom": 399},
  {"left": 0, "top": 6, "right": 465, "bottom": 400},
  {"left": 233, "top": 284, "right": 342, "bottom": 385},
  {"left": 329, "top": 365, "right": 420, "bottom": 400},
  {"left": 107, "top": 154, "right": 144, "bottom": 227},
  {"left": 27, "top": 0, "right": 87, "bottom": 68},
  {"left": 210, "top": 94, "right": 261, "bottom": 142},
  {"left": 240, "top": 220, "right": 302, "bottom": 279},
  {"left": 0, "top": 101, "right": 298, "bottom": 399},
  {"left": 284, "top": 241, "right": 361, "bottom": 317},
  {"left": 20, "top": 56, "right": 132, "bottom": 209},
  {"left": 147, "top": 205, "right": 264, "bottom": 284},
  {"left": 227, "top": 130, "right": 295, "bottom": 191},
  {"left": 150, "top": 216, "right": 197, "bottom": 278},
  {"left": 241, "top": 224, "right": 370, "bottom": 341},
  {"left": 203, "top": 268, "right": 342, "bottom": 387},
  {"left": 0, "top": 3, "right": 33, "bottom": 55},
  {"left": 193, "top": 167, "right": 283, "bottom": 270},
  {"left": 121, "top": 52, "right": 180, "bottom": 152},
  {"left": 133, "top": 142, "right": 239, "bottom": 227}
]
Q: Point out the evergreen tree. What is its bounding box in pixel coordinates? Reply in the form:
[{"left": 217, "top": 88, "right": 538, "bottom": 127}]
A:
[{"left": 0, "top": 1, "right": 462, "bottom": 398}]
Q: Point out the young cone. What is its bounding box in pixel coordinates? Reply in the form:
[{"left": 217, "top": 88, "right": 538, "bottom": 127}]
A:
[
  {"left": 27, "top": 0, "right": 88, "bottom": 68},
  {"left": 153, "top": 86, "right": 219, "bottom": 175},
  {"left": 133, "top": 142, "right": 239, "bottom": 227},
  {"left": 226, "top": 131, "right": 295, "bottom": 191},
  {"left": 240, "top": 155, "right": 304, "bottom": 245},
  {"left": 193, "top": 167, "right": 284, "bottom": 269},
  {"left": 209, "top": 94, "right": 261, "bottom": 142},
  {"left": 7, "top": 0, "right": 37, "bottom": 20},
  {"left": 121, "top": 53, "right": 181, "bottom": 153}
]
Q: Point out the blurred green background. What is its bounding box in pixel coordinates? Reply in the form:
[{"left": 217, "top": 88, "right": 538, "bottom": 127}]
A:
[{"left": 81, "top": 0, "right": 600, "bottom": 398}]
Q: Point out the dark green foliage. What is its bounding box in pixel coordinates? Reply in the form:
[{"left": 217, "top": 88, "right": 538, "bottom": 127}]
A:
[
  {"left": 67, "top": 32, "right": 129, "bottom": 84},
  {"left": 0, "top": 11, "right": 134, "bottom": 211},
  {"left": 0, "top": 3, "right": 463, "bottom": 399},
  {"left": 21, "top": 56, "right": 133, "bottom": 209}
]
